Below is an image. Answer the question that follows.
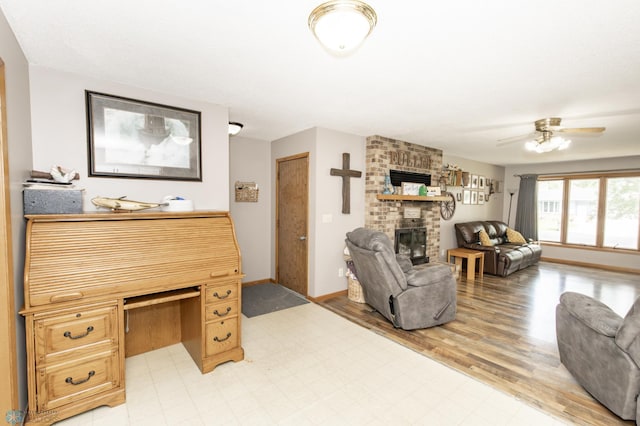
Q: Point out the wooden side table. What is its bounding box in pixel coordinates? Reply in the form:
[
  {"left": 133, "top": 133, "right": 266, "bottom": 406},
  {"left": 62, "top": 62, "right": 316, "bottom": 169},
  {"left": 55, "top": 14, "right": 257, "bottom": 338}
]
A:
[{"left": 447, "top": 248, "right": 485, "bottom": 281}]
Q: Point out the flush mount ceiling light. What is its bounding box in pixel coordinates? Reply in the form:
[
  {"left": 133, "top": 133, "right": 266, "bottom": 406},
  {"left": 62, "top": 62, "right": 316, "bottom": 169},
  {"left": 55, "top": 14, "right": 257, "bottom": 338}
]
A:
[
  {"left": 228, "top": 122, "right": 244, "bottom": 136},
  {"left": 525, "top": 132, "right": 571, "bottom": 153},
  {"left": 308, "top": 0, "right": 377, "bottom": 55}
]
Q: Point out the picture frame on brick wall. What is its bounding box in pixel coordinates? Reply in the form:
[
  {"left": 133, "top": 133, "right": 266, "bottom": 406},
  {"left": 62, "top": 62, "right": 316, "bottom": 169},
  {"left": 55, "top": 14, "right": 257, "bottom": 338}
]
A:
[{"left": 401, "top": 182, "right": 421, "bottom": 195}]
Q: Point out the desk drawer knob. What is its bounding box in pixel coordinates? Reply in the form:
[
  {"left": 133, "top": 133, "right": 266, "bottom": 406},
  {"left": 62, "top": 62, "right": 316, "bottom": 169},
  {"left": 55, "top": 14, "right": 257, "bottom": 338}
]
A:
[
  {"left": 213, "top": 307, "right": 232, "bottom": 317},
  {"left": 213, "top": 290, "right": 232, "bottom": 299},
  {"left": 65, "top": 370, "right": 95, "bottom": 386},
  {"left": 213, "top": 332, "right": 232, "bottom": 342},
  {"left": 63, "top": 326, "right": 94, "bottom": 340}
]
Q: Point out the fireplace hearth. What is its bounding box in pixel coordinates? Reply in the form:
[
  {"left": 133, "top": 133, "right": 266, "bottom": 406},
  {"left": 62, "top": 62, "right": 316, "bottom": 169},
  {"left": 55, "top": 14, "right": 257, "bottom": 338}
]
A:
[{"left": 395, "top": 227, "right": 429, "bottom": 265}]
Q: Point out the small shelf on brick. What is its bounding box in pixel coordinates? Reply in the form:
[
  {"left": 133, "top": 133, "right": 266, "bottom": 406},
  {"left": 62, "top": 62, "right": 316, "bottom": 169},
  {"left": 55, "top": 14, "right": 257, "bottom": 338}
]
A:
[{"left": 376, "top": 194, "right": 449, "bottom": 202}]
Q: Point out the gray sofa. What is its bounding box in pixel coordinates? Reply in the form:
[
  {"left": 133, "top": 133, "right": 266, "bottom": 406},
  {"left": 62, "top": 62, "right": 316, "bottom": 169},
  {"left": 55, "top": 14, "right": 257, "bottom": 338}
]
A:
[
  {"left": 556, "top": 292, "right": 640, "bottom": 422},
  {"left": 345, "top": 228, "right": 456, "bottom": 330},
  {"left": 454, "top": 220, "right": 542, "bottom": 276}
]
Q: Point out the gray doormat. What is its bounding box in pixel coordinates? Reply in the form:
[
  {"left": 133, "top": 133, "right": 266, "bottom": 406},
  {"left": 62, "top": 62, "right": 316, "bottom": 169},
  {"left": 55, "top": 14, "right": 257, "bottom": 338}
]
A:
[{"left": 242, "top": 283, "right": 309, "bottom": 318}]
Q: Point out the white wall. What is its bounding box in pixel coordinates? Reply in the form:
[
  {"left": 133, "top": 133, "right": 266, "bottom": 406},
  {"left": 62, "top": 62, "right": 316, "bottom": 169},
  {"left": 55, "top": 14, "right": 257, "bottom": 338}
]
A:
[
  {"left": 229, "top": 136, "right": 271, "bottom": 283},
  {"left": 314, "top": 128, "right": 365, "bottom": 296},
  {"left": 29, "top": 66, "right": 230, "bottom": 211},
  {"left": 440, "top": 154, "right": 505, "bottom": 259},
  {"left": 1, "top": 6, "right": 33, "bottom": 408},
  {"left": 505, "top": 156, "right": 640, "bottom": 270}
]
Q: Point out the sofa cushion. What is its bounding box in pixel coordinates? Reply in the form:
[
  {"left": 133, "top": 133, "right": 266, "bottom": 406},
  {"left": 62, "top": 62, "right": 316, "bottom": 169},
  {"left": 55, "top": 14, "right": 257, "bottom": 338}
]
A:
[
  {"left": 455, "top": 221, "right": 486, "bottom": 245},
  {"left": 506, "top": 227, "right": 527, "bottom": 244},
  {"left": 478, "top": 229, "right": 493, "bottom": 246}
]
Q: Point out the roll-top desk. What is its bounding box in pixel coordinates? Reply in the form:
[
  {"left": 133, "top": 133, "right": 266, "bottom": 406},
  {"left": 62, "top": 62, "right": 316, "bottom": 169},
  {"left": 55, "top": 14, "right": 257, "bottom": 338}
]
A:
[{"left": 20, "top": 211, "right": 244, "bottom": 424}]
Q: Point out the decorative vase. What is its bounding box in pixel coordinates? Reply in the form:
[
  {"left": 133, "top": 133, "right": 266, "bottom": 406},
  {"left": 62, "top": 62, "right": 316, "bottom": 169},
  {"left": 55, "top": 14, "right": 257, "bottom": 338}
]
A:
[{"left": 383, "top": 174, "right": 393, "bottom": 194}]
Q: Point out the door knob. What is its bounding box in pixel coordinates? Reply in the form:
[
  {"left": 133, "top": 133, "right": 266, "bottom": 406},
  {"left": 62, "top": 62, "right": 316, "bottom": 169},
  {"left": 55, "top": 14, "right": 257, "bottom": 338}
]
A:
[{"left": 299, "top": 236, "right": 307, "bottom": 241}]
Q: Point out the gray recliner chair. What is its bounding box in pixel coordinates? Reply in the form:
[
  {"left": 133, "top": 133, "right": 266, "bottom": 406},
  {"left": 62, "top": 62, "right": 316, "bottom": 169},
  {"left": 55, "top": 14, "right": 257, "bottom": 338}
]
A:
[
  {"left": 345, "top": 227, "right": 456, "bottom": 330},
  {"left": 556, "top": 292, "right": 640, "bottom": 423}
]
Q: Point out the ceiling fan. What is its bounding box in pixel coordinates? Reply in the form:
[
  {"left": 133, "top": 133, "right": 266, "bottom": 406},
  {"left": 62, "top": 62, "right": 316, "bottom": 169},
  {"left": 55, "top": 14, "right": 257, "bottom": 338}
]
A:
[{"left": 498, "top": 117, "right": 606, "bottom": 153}]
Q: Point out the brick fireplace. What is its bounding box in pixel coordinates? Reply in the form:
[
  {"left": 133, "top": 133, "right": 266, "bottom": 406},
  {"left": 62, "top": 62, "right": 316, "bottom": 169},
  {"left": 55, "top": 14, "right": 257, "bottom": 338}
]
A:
[{"left": 364, "top": 135, "right": 444, "bottom": 262}]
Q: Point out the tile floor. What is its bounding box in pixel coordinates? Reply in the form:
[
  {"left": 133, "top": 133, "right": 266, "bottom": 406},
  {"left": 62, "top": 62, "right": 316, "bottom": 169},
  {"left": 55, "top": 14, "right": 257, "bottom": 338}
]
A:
[{"left": 56, "top": 303, "right": 568, "bottom": 425}]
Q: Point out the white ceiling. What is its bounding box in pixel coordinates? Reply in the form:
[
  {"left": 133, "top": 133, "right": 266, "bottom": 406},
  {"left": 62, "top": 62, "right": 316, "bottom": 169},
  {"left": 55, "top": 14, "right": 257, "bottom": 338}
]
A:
[{"left": 2, "top": 0, "right": 640, "bottom": 166}]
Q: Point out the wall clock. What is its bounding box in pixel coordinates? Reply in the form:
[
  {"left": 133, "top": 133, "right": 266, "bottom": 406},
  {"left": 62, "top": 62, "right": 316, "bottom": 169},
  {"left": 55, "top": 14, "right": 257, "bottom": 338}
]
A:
[{"left": 440, "top": 191, "right": 456, "bottom": 220}]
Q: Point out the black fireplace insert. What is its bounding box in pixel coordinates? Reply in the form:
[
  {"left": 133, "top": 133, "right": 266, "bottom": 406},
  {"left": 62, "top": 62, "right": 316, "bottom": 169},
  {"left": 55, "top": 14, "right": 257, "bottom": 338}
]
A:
[{"left": 394, "top": 227, "right": 429, "bottom": 265}]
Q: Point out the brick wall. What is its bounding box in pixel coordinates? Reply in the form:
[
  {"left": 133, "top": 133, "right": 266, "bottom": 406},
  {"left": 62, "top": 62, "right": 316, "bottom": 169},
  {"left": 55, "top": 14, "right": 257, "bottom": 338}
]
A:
[{"left": 365, "top": 135, "right": 444, "bottom": 262}]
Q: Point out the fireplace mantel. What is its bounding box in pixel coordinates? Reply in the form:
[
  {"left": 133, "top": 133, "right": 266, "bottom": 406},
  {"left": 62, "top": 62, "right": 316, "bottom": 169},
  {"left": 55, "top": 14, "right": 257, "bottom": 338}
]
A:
[{"left": 376, "top": 194, "right": 448, "bottom": 202}]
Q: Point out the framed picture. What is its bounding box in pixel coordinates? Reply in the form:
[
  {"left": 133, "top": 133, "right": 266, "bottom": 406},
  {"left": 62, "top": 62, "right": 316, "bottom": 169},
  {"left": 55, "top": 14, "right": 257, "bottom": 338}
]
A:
[
  {"left": 471, "top": 174, "right": 479, "bottom": 189},
  {"left": 426, "top": 186, "right": 441, "bottom": 196},
  {"left": 479, "top": 176, "right": 485, "bottom": 190},
  {"left": 471, "top": 191, "right": 478, "bottom": 204},
  {"left": 479, "top": 193, "right": 485, "bottom": 205},
  {"left": 463, "top": 189, "right": 471, "bottom": 204},
  {"left": 401, "top": 182, "right": 422, "bottom": 196},
  {"left": 86, "top": 91, "right": 202, "bottom": 181}
]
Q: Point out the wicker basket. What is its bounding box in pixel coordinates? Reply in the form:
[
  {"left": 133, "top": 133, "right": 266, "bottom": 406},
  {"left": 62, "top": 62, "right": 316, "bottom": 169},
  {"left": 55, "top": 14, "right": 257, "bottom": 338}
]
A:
[
  {"left": 234, "top": 181, "right": 259, "bottom": 202},
  {"left": 347, "top": 276, "right": 366, "bottom": 303},
  {"left": 235, "top": 187, "right": 259, "bottom": 202}
]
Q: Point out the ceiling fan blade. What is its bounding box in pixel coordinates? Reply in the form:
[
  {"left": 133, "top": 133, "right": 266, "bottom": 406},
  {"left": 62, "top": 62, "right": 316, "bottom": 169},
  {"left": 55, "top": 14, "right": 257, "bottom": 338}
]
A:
[
  {"left": 496, "top": 132, "right": 535, "bottom": 146},
  {"left": 556, "top": 127, "right": 606, "bottom": 133}
]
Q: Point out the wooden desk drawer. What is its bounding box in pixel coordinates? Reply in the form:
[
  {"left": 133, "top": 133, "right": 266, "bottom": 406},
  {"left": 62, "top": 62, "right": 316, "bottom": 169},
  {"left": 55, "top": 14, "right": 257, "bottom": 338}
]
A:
[
  {"left": 205, "top": 300, "right": 239, "bottom": 322},
  {"left": 37, "top": 349, "right": 120, "bottom": 411},
  {"left": 205, "top": 282, "right": 239, "bottom": 304},
  {"left": 35, "top": 306, "right": 117, "bottom": 363},
  {"left": 205, "top": 318, "right": 238, "bottom": 356}
]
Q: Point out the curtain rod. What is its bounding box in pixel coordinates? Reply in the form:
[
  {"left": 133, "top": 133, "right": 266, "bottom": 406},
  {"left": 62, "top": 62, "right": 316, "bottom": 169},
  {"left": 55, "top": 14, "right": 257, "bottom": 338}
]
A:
[{"left": 514, "top": 168, "right": 640, "bottom": 178}]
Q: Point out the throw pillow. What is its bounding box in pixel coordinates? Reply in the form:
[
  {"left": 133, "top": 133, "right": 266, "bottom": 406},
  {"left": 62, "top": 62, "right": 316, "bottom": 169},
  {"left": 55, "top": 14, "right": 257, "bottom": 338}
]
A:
[
  {"left": 506, "top": 227, "right": 527, "bottom": 244},
  {"left": 478, "top": 229, "right": 493, "bottom": 246}
]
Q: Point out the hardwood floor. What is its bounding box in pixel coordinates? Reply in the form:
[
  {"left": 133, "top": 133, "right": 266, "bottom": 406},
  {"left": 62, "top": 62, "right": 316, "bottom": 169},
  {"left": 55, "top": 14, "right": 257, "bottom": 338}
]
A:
[{"left": 319, "top": 261, "right": 640, "bottom": 426}]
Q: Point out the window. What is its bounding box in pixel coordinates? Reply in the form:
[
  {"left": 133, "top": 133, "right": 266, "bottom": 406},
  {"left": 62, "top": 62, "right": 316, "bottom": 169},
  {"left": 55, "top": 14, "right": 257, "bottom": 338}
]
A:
[
  {"left": 604, "top": 177, "right": 640, "bottom": 249},
  {"left": 566, "top": 179, "right": 599, "bottom": 245},
  {"left": 537, "top": 181, "right": 563, "bottom": 242},
  {"left": 537, "top": 173, "right": 640, "bottom": 251}
]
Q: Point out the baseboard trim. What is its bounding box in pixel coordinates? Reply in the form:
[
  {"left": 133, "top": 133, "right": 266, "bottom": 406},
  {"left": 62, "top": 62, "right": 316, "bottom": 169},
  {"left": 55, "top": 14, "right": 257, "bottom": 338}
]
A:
[
  {"left": 308, "top": 290, "right": 348, "bottom": 303},
  {"left": 241, "top": 278, "right": 276, "bottom": 288},
  {"left": 541, "top": 257, "right": 640, "bottom": 274}
]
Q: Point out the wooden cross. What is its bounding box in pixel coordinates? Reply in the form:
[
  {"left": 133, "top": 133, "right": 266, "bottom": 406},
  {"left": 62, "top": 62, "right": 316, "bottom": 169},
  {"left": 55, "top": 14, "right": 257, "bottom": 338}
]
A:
[{"left": 330, "top": 153, "right": 362, "bottom": 214}]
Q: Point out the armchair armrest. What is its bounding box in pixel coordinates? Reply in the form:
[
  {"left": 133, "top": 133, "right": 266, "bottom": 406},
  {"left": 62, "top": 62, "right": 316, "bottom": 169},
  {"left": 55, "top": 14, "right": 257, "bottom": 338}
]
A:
[
  {"left": 560, "top": 292, "right": 622, "bottom": 337},
  {"left": 406, "top": 264, "right": 453, "bottom": 287},
  {"left": 464, "top": 243, "right": 499, "bottom": 253}
]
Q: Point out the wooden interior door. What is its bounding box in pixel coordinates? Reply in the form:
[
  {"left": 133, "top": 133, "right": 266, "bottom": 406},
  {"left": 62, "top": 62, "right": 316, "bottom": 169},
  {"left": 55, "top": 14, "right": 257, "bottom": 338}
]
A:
[
  {"left": 0, "top": 58, "right": 19, "bottom": 419},
  {"left": 276, "top": 153, "right": 309, "bottom": 296}
]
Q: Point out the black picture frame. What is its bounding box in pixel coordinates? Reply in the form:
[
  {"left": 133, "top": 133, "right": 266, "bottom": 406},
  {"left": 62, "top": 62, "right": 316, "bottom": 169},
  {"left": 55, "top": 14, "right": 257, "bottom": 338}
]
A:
[{"left": 86, "top": 91, "right": 202, "bottom": 181}]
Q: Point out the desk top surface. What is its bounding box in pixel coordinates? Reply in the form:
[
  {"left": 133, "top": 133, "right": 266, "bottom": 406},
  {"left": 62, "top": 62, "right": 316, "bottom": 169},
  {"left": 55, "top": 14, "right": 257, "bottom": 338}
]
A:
[{"left": 25, "top": 210, "right": 230, "bottom": 222}]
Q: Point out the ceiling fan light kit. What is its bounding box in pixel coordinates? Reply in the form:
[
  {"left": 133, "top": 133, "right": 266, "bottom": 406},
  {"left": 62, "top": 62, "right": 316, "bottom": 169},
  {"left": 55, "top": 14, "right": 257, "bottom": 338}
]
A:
[
  {"left": 525, "top": 136, "right": 571, "bottom": 153},
  {"left": 500, "top": 116, "right": 606, "bottom": 153},
  {"left": 308, "top": 0, "right": 377, "bottom": 55}
]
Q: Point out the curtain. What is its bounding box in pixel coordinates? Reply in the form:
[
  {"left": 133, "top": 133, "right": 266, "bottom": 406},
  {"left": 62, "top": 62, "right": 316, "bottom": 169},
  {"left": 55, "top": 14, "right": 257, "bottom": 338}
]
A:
[{"left": 514, "top": 174, "right": 538, "bottom": 240}]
